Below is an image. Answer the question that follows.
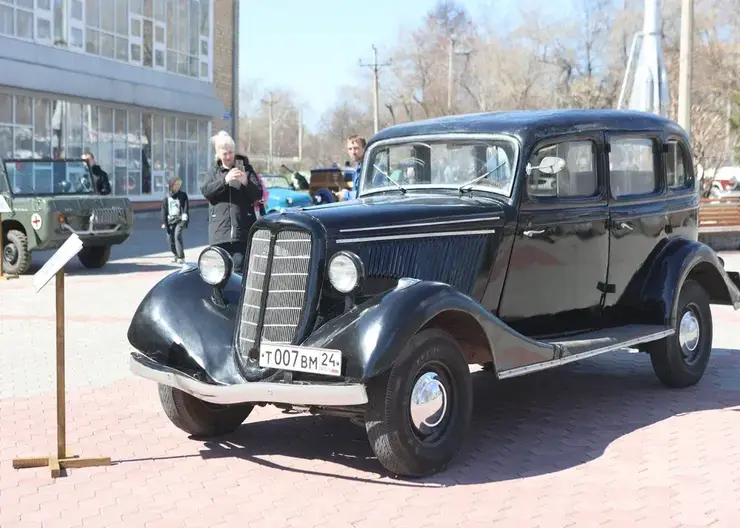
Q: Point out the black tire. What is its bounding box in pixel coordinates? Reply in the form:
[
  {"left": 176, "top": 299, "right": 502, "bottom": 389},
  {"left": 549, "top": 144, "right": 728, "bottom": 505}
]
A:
[
  {"left": 78, "top": 246, "right": 111, "bottom": 269},
  {"left": 649, "top": 279, "right": 713, "bottom": 388},
  {"left": 364, "top": 328, "right": 473, "bottom": 478},
  {"left": 158, "top": 384, "right": 253, "bottom": 437},
  {"left": 3, "top": 229, "right": 31, "bottom": 275}
]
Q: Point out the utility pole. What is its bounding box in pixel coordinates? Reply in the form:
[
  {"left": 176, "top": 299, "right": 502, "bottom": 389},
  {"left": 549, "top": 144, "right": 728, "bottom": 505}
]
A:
[
  {"left": 448, "top": 37, "right": 455, "bottom": 111},
  {"left": 261, "top": 93, "right": 275, "bottom": 172},
  {"left": 359, "top": 45, "right": 391, "bottom": 134},
  {"left": 447, "top": 36, "right": 472, "bottom": 112},
  {"left": 297, "top": 107, "right": 303, "bottom": 162},
  {"left": 677, "top": 0, "right": 693, "bottom": 137}
]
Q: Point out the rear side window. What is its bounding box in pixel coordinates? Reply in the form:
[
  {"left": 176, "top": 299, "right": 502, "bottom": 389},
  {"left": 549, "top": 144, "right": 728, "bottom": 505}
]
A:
[
  {"left": 609, "top": 138, "right": 657, "bottom": 198},
  {"left": 666, "top": 141, "right": 690, "bottom": 189},
  {"left": 527, "top": 140, "right": 597, "bottom": 198}
]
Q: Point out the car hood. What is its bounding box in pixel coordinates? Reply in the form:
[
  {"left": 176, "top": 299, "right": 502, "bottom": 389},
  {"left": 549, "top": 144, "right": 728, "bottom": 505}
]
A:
[
  {"left": 267, "top": 188, "right": 312, "bottom": 201},
  {"left": 31, "top": 195, "right": 133, "bottom": 214},
  {"left": 296, "top": 192, "right": 506, "bottom": 239}
]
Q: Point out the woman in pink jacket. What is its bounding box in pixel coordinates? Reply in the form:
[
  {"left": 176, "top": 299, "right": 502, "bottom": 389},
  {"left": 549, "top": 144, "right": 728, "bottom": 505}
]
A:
[{"left": 253, "top": 172, "right": 269, "bottom": 217}]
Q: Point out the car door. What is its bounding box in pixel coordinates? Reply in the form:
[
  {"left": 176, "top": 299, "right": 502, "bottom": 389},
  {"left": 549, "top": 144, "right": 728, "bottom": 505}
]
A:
[
  {"left": 603, "top": 132, "right": 669, "bottom": 325},
  {"left": 498, "top": 134, "right": 610, "bottom": 339}
]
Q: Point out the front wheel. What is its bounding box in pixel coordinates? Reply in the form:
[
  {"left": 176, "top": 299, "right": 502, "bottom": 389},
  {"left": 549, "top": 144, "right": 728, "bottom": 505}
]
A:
[
  {"left": 3, "top": 229, "right": 31, "bottom": 275},
  {"left": 364, "top": 328, "right": 473, "bottom": 478},
  {"left": 158, "top": 385, "right": 253, "bottom": 437},
  {"left": 649, "top": 279, "right": 713, "bottom": 388},
  {"left": 78, "top": 245, "right": 111, "bottom": 269}
]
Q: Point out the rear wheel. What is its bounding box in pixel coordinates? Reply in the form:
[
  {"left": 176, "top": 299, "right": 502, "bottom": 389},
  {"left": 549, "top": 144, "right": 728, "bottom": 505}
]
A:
[
  {"left": 649, "top": 279, "right": 713, "bottom": 388},
  {"left": 78, "top": 246, "right": 111, "bottom": 269},
  {"left": 364, "top": 328, "right": 473, "bottom": 477},
  {"left": 158, "top": 385, "right": 253, "bottom": 437},
  {"left": 3, "top": 229, "right": 31, "bottom": 275}
]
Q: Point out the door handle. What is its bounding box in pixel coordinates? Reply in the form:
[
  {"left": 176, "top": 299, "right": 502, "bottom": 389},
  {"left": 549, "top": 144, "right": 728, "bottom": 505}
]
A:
[
  {"left": 613, "top": 222, "right": 633, "bottom": 231},
  {"left": 523, "top": 229, "right": 546, "bottom": 237}
]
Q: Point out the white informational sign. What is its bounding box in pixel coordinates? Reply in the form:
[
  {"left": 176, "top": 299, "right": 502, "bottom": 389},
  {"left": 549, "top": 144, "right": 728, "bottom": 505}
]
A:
[
  {"left": 0, "top": 196, "right": 11, "bottom": 214},
  {"left": 33, "top": 233, "right": 84, "bottom": 293}
]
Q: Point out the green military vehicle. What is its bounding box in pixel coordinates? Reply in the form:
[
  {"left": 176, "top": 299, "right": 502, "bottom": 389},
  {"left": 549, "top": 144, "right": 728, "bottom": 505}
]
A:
[{"left": 1, "top": 158, "right": 134, "bottom": 275}]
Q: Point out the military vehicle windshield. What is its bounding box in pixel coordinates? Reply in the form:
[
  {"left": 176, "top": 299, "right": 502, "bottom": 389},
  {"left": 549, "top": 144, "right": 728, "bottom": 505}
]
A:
[{"left": 2, "top": 159, "right": 95, "bottom": 196}]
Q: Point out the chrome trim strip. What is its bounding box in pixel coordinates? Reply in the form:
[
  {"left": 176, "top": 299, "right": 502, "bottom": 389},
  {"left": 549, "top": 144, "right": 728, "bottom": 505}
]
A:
[
  {"left": 130, "top": 354, "right": 368, "bottom": 406},
  {"left": 337, "top": 229, "right": 497, "bottom": 244},
  {"left": 497, "top": 328, "right": 675, "bottom": 380},
  {"left": 339, "top": 216, "right": 502, "bottom": 233},
  {"left": 60, "top": 223, "right": 122, "bottom": 236}
]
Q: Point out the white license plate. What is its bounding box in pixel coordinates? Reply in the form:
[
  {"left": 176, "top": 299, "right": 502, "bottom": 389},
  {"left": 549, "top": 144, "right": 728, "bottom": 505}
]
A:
[{"left": 259, "top": 343, "right": 342, "bottom": 377}]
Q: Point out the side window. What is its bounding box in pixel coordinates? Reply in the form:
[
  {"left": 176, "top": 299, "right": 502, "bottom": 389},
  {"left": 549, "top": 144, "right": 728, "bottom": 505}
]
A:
[
  {"left": 527, "top": 140, "right": 597, "bottom": 198},
  {"left": 666, "top": 140, "right": 690, "bottom": 190},
  {"left": 609, "top": 138, "right": 657, "bottom": 198}
]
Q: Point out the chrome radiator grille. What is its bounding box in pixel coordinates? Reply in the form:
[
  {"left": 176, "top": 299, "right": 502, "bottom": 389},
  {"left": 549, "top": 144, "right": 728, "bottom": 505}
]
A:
[{"left": 238, "top": 229, "right": 312, "bottom": 359}]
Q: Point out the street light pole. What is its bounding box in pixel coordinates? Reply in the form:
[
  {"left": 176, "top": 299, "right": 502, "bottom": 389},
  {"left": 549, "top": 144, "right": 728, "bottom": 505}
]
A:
[
  {"left": 677, "top": 0, "right": 693, "bottom": 137},
  {"left": 447, "top": 36, "right": 455, "bottom": 111}
]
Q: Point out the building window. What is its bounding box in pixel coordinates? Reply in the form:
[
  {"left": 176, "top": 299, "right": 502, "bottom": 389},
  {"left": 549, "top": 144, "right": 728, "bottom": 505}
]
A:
[
  {"left": 0, "top": 0, "right": 34, "bottom": 39},
  {"left": 0, "top": 89, "right": 211, "bottom": 200}
]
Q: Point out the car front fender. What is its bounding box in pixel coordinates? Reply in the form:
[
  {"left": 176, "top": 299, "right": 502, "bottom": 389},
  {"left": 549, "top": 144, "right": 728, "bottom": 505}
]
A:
[
  {"left": 637, "top": 237, "right": 740, "bottom": 326},
  {"left": 126, "top": 265, "right": 245, "bottom": 385},
  {"left": 300, "top": 278, "right": 556, "bottom": 381}
]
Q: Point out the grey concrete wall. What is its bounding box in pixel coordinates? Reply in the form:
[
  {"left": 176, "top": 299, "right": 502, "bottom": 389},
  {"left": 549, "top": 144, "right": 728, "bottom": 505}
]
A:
[{"left": 0, "top": 37, "right": 225, "bottom": 118}]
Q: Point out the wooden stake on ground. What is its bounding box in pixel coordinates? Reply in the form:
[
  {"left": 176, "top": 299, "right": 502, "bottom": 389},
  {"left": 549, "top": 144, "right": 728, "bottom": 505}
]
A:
[{"left": 12, "top": 235, "right": 112, "bottom": 478}]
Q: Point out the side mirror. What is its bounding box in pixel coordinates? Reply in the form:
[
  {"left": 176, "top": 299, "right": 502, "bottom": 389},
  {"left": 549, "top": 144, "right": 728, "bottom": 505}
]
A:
[{"left": 526, "top": 156, "right": 566, "bottom": 176}]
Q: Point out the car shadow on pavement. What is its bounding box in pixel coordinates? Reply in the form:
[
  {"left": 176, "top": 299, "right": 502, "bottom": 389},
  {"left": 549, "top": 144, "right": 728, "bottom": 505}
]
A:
[{"left": 195, "top": 348, "right": 740, "bottom": 486}]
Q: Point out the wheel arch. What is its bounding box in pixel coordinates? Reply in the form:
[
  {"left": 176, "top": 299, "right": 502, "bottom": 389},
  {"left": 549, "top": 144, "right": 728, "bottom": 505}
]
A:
[
  {"left": 2, "top": 218, "right": 26, "bottom": 239},
  {"left": 420, "top": 309, "right": 493, "bottom": 368}
]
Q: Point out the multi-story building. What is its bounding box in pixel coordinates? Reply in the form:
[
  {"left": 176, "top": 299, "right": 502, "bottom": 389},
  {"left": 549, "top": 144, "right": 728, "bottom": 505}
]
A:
[{"left": 0, "top": 0, "right": 238, "bottom": 209}]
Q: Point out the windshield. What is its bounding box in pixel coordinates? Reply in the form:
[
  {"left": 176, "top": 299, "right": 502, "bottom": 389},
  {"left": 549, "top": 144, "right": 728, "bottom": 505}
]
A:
[
  {"left": 3, "top": 160, "right": 95, "bottom": 196},
  {"left": 261, "top": 175, "right": 291, "bottom": 189},
  {"left": 362, "top": 137, "right": 518, "bottom": 197}
]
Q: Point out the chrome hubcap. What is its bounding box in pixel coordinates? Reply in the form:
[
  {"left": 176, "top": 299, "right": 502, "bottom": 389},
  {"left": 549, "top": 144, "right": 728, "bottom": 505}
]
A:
[
  {"left": 679, "top": 310, "right": 700, "bottom": 353},
  {"left": 410, "top": 372, "right": 447, "bottom": 431}
]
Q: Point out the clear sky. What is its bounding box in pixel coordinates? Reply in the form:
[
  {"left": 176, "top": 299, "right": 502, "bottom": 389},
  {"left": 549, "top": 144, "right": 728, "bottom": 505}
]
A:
[{"left": 238, "top": 0, "right": 520, "bottom": 132}]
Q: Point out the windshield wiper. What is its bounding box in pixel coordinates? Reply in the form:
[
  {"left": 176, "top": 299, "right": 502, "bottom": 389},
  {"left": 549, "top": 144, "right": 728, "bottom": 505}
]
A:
[
  {"left": 372, "top": 164, "right": 407, "bottom": 194},
  {"left": 457, "top": 161, "right": 507, "bottom": 194}
]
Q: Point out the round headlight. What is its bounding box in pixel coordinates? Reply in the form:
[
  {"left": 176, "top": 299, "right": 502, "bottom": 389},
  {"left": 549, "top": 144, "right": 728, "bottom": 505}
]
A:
[
  {"left": 286, "top": 197, "right": 293, "bottom": 205},
  {"left": 328, "top": 251, "right": 363, "bottom": 294},
  {"left": 198, "top": 246, "right": 232, "bottom": 286}
]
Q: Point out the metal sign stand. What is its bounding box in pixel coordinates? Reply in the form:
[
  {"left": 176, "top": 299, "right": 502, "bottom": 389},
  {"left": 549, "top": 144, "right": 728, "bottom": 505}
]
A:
[
  {"left": 0, "top": 197, "right": 18, "bottom": 280},
  {"left": 12, "top": 235, "right": 111, "bottom": 478}
]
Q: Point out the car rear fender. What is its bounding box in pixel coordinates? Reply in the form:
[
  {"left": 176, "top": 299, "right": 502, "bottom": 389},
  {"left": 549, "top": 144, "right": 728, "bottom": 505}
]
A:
[{"left": 638, "top": 237, "right": 740, "bottom": 326}]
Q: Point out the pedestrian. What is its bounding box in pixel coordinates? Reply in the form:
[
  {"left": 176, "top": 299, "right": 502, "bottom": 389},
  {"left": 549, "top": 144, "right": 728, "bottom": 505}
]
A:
[
  {"left": 81, "top": 152, "right": 112, "bottom": 195},
  {"left": 200, "top": 130, "right": 264, "bottom": 274},
  {"left": 336, "top": 134, "right": 366, "bottom": 201},
  {"left": 161, "top": 175, "right": 189, "bottom": 264}
]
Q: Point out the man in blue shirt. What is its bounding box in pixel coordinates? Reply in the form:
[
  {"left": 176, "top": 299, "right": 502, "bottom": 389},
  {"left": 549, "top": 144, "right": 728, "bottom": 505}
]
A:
[{"left": 338, "top": 135, "right": 366, "bottom": 201}]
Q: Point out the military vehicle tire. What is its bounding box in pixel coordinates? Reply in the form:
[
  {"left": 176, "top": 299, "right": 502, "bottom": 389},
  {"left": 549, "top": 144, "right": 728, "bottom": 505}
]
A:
[
  {"left": 78, "top": 246, "right": 111, "bottom": 269},
  {"left": 3, "top": 229, "right": 31, "bottom": 275},
  {"left": 158, "top": 384, "right": 253, "bottom": 437},
  {"left": 364, "top": 328, "right": 473, "bottom": 478}
]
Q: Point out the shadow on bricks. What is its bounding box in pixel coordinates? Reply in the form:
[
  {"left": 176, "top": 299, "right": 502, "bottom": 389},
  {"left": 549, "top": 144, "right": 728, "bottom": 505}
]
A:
[{"left": 115, "top": 347, "right": 740, "bottom": 486}]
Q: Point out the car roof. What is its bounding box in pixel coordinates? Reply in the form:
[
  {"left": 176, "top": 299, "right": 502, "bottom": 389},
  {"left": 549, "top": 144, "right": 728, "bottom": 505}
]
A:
[{"left": 369, "top": 109, "right": 687, "bottom": 146}]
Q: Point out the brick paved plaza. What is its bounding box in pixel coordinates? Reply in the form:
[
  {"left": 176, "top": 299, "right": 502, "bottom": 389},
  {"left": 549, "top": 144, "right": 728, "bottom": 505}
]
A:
[{"left": 2, "top": 209, "right": 740, "bottom": 527}]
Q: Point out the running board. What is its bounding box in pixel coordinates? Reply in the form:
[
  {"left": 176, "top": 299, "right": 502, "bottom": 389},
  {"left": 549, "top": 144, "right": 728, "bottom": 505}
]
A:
[{"left": 498, "top": 324, "right": 674, "bottom": 380}]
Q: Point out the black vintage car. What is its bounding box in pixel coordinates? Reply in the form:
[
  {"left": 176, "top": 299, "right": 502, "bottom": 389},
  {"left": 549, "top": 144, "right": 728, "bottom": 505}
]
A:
[{"left": 127, "top": 109, "right": 740, "bottom": 478}]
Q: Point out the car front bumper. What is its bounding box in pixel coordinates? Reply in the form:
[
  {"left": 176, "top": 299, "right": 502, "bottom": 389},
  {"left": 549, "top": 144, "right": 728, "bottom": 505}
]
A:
[{"left": 129, "top": 351, "right": 369, "bottom": 407}]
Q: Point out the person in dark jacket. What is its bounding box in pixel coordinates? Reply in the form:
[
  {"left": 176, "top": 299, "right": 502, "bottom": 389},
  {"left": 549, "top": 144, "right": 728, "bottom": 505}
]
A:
[
  {"left": 161, "top": 175, "right": 189, "bottom": 264},
  {"left": 81, "top": 152, "right": 112, "bottom": 195},
  {"left": 201, "top": 131, "right": 264, "bottom": 273}
]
